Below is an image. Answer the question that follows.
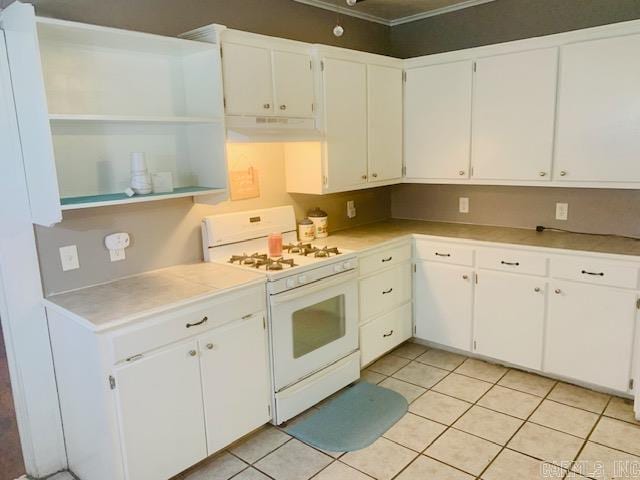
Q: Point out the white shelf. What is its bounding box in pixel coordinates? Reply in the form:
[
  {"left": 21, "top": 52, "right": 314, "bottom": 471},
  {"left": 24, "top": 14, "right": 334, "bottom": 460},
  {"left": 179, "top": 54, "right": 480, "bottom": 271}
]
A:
[
  {"left": 60, "top": 187, "right": 227, "bottom": 210},
  {"left": 49, "top": 114, "right": 224, "bottom": 125},
  {"left": 36, "top": 16, "right": 216, "bottom": 56}
]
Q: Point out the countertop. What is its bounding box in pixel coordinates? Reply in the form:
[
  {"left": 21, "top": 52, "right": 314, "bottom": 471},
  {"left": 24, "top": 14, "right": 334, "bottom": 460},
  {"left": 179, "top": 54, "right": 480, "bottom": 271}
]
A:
[
  {"left": 44, "top": 262, "right": 265, "bottom": 331},
  {"left": 316, "top": 219, "right": 640, "bottom": 257}
]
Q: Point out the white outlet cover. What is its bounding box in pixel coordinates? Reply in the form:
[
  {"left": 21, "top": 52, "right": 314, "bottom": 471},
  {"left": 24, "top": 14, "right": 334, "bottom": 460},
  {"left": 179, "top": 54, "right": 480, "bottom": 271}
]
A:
[
  {"left": 556, "top": 202, "right": 569, "bottom": 221},
  {"left": 347, "top": 200, "right": 356, "bottom": 219},
  {"left": 459, "top": 197, "right": 469, "bottom": 214},
  {"left": 59, "top": 245, "right": 80, "bottom": 271}
]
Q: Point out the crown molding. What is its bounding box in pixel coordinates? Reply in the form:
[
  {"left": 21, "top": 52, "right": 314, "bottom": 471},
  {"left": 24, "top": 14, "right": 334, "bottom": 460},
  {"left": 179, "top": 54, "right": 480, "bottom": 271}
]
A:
[{"left": 292, "top": 0, "right": 497, "bottom": 27}]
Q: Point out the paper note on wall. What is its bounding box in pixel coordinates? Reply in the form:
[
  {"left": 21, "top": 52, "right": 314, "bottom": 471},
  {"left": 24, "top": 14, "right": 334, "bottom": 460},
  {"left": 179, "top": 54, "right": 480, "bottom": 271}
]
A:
[{"left": 229, "top": 166, "right": 260, "bottom": 200}]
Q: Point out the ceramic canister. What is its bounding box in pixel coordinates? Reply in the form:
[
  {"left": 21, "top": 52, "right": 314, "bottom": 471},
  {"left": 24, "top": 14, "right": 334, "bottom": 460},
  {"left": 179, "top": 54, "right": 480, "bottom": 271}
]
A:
[
  {"left": 298, "top": 218, "right": 315, "bottom": 242},
  {"left": 308, "top": 207, "right": 328, "bottom": 238}
]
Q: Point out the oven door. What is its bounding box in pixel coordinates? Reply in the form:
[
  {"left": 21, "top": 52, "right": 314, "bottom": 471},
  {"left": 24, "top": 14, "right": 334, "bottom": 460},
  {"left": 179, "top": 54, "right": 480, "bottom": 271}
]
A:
[{"left": 269, "top": 270, "right": 359, "bottom": 392}]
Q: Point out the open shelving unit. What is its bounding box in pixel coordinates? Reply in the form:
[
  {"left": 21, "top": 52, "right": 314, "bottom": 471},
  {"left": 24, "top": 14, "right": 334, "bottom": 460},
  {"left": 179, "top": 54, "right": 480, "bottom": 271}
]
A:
[{"left": 1, "top": 6, "right": 229, "bottom": 224}]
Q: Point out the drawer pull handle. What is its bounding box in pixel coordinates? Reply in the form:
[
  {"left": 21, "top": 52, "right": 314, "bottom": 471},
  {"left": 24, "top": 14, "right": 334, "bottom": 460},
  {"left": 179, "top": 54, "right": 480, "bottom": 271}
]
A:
[
  {"left": 242, "top": 313, "right": 253, "bottom": 320},
  {"left": 206, "top": 343, "right": 214, "bottom": 350},
  {"left": 501, "top": 261, "right": 520, "bottom": 266},
  {"left": 581, "top": 270, "right": 604, "bottom": 277},
  {"left": 435, "top": 253, "right": 451, "bottom": 257},
  {"left": 555, "top": 289, "right": 562, "bottom": 294},
  {"left": 382, "top": 288, "right": 393, "bottom": 295},
  {"left": 383, "top": 330, "right": 394, "bottom": 338},
  {"left": 534, "top": 287, "right": 541, "bottom": 293},
  {"left": 189, "top": 350, "right": 197, "bottom": 357},
  {"left": 186, "top": 316, "right": 208, "bottom": 328},
  {"left": 381, "top": 256, "right": 393, "bottom": 262}
]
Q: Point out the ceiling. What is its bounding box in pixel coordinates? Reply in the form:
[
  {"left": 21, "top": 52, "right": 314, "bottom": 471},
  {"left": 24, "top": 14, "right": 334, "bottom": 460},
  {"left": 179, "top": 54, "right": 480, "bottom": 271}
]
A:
[{"left": 293, "top": 0, "right": 496, "bottom": 26}]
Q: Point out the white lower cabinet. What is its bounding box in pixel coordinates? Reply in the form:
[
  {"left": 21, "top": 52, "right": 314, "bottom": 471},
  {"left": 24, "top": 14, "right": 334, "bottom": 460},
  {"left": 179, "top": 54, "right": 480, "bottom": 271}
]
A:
[
  {"left": 358, "top": 242, "right": 413, "bottom": 366},
  {"left": 114, "top": 340, "right": 207, "bottom": 480},
  {"left": 360, "top": 302, "right": 412, "bottom": 366},
  {"left": 199, "top": 314, "right": 270, "bottom": 454},
  {"left": 545, "top": 281, "right": 637, "bottom": 392},
  {"left": 474, "top": 271, "right": 546, "bottom": 370},
  {"left": 414, "top": 261, "right": 474, "bottom": 351}
]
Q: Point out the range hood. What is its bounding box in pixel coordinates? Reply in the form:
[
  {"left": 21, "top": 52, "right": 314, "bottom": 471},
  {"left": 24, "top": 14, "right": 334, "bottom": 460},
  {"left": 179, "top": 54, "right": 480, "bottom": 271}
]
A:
[{"left": 225, "top": 115, "right": 323, "bottom": 143}]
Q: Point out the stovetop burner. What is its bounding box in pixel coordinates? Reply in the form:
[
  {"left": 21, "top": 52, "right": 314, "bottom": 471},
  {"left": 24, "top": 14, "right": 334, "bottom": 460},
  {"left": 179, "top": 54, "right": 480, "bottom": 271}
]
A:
[
  {"left": 283, "top": 243, "right": 342, "bottom": 257},
  {"left": 229, "top": 253, "right": 298, "bottom": 271}
]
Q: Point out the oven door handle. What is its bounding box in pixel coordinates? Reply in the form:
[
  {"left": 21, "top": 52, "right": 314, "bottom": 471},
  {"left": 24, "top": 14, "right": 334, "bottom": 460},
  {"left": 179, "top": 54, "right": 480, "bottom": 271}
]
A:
[{"left": 270, "top": 270, "right": 358, "bottom": 305}]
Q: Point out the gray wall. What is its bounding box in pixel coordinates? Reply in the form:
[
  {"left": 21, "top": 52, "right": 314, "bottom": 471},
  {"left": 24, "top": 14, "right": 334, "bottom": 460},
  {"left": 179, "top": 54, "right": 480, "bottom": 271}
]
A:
[
  {"left": 32, "top": 0, "right": 391, "bottom": 55},
  {"left": 392, "top": 184, "right": 640, "bottom": 238},
  {"left": 391, "top": 0, "right": 640, "bottom": 58}
]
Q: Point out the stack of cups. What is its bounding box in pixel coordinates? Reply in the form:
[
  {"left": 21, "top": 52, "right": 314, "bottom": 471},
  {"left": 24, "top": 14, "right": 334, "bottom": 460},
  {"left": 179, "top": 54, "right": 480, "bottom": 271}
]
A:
[{"left": 130, "top": 152, "right": 152, "bottom": 195}]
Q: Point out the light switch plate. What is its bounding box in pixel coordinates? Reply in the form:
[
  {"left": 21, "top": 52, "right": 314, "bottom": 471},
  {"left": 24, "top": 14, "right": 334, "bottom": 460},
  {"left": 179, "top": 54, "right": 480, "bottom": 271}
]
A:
[
  {"left": 59, "top": 245, "right": 80, "bottom": 271},
  {"left": 556, "top": 202, "right": 569, "bottom": 221},
  {"left": 347, "top": 200, "right": 356, "bottom": 219},
  {"left": 459, "top": 197, "right": 469, "bottom": 214}
]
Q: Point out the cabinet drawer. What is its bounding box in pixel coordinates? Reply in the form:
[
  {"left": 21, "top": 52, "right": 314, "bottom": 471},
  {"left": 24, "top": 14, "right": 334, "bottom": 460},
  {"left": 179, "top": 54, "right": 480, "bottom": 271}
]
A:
[
  {"left": 360, "top": 242, "right": 411, "bottom": 277},
  {"left": 111, "top": 285, "right": 266, "bottom": 363},
  {"left": 550, "top": 257, "right": 639, "bottom": 289},
  {"left": 360, "top": 303, "right": 412, "bottom": 367},
  {"left": 415, "top": 240, "right": 474, "bottom": 266},
  {"left": 359, "top": 263, "right": 411, "bottom": 321},
  {"left": 477, "top": 248, "right": 548, "bottom": 276}
]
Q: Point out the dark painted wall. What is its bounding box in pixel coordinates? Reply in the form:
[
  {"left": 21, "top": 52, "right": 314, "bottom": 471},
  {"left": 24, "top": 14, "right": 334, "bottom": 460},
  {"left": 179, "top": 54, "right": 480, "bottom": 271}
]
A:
[
  {"left": 391, "top": 0, "right": 640, "bottom": 58},
  {"left": 32, "top": 0, "right": 391, "bottom": 55}
]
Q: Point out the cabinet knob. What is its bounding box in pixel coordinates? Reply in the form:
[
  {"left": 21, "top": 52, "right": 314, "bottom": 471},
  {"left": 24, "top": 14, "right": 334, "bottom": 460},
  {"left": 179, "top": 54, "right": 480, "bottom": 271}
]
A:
[
  {"left": 361, "top": 174, "right": 368, "bottom": 180},
  {"left": 534, "top": 287, "right": 541, "bottom": 292},
  {"left": 458, "top": 170, "right": 465, "bottom": 176},
  {"left": 206, "top": 343, "right": 214, "bottom": 350},
  {"left": 554, "top": 289, "right": 562, "bottom": 294},
  {"left": 279, "top": 104, "right": 287, "bottom": 110},
  {"left": 188, "top": 350, "right": 197, "bottom": 357},
  {"left": 372, "top": 173, "right": 378, "bottom": 178},
  {"left": 559, "top": 170, "right": 567, "bottom": 177},
  {"left": 263, "top": 103, "right": 271, "bottom": 109},
  {"left": 539, "top": 171, "right": 547, "bottom": 177},
  {"left": 462, "top": 274, "right": 469, "bottom": 280}
]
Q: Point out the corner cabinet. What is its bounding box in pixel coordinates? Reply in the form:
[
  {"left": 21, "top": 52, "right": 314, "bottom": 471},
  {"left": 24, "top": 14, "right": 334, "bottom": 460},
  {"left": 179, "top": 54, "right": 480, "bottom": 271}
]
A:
[
  {"left": 284, "top": 47, "right": 404, "bottom": 194},
  {"left": 46, "top": 284, "right": 270, "bottom": 480},
  {"left": 0, "top": 3, "right": 228, "bottom": 225}
]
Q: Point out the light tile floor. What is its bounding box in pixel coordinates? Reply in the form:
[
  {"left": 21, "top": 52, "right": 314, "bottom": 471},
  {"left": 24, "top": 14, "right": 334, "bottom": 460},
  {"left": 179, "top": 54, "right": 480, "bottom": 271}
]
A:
[{"left": 170, "top": 342, "right": 640, "bottom": 480}]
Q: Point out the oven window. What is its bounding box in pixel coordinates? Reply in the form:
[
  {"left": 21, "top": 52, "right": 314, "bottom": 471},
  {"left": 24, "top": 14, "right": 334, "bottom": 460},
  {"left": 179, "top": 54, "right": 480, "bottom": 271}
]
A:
[{"left": 292, "top": 295, "right": 346, "bottom": 359}]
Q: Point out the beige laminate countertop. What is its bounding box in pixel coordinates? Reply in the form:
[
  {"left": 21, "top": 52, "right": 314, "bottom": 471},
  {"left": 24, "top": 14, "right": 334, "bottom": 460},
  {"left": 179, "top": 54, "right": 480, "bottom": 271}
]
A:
[
  {"left": 316, "top": 219, "right": 640, "bottom": 257},
  {"left": 45, "top": 263, "right": 265, "bottom": 331}
]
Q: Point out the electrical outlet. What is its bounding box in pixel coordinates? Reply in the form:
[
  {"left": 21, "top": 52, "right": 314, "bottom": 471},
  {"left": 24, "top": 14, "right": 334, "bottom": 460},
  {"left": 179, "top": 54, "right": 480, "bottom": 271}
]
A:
[
  {"left": 347, "top": 200, "right": 356, "bottom": 218},
  {"left": 59, "top": 245, "right": 80, "bottom": 272},
  {"left": 459, "top": 197, "right": 469, "bottom": 214},
  {"left": 556, "top": 202, "right": 569, "bottom": 221}
]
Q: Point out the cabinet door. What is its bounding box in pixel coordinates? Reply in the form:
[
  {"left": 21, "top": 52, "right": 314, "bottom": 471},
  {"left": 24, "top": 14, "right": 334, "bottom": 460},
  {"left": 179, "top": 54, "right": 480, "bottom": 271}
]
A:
[
  {"left": 414, "top": 262, "right": 474, "bottom": 350},
  {"left": 474, "top": 271, "right": 546, "bottom": 370},
  {"left": 323, "top": 57, "right": 368, "bottom": 191},
  {"left": 114, "top": 341, "right": 206, "bottom": 480},
  {"left": 472, "top": 48, "right": 557, "bottom": 181},
  {"left": 367, "top": 64, "right": 403, "bottom": 182},
  {"left": 404, "top": 61, "right": 472, "bottom": 180},
  {"left": 200, "top": 314, "right": 271, "bottom": 454},
  {"left": 272, "top": 50, "right": 314, "bottom": 117},
  {"left": 555, "top": 35, "right": 640, "bottom": 182},
  {"left": 545, "top": 281, "right": 636, "bottom": 392},
  {"left": 221, "top": 43, "right": 273, "bottom": 116}
]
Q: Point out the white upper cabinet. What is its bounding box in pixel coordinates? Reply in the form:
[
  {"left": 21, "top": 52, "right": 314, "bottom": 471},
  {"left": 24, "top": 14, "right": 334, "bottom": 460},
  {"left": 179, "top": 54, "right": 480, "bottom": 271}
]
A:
[
  {"left": 555, "top": 34, "right": 640, "bottom": 183},
  {"left": 221, "top": 43, "right": 274, "bottom": 116},
  {"left": 367, "top": 64, "right": 403, "bottom": 182},
  {"left": 471, "top": 48, "right": 558, "bottom": 181},
  {"left": 405, "top": 61, "right": 473, "bottom": 180},
  {"left": 272, "top": 50, "right": 314, "bottom": 117},
  {"left": 322, "top": 57, "right": 369, "bottom": 191}
]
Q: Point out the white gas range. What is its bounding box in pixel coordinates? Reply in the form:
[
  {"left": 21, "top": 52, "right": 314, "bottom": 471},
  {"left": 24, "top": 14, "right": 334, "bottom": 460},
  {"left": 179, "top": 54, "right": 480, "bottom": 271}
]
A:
[{"left": 202, "top": 206, "right": 360, "bottom": 424}]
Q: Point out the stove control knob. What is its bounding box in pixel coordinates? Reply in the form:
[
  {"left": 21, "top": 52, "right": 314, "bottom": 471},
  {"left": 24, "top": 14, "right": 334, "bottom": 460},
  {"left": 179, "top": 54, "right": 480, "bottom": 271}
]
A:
[
  {"left": 298, "top": 275, "right": 308, "bottom": 284},
  {"left": 334, "top": 264, "right": 343, "bottom": 273},
  {"left": 286, "top": 279, "right": 296, "bottom": 288},
  {"left": 342, "top": 261, "right": 352, "bottom": 270}
]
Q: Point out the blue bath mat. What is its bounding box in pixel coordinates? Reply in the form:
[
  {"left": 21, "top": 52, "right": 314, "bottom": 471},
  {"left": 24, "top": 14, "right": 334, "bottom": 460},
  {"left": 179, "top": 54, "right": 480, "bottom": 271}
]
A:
[{"left": 284, "top": 381, "right": 408, "bottom": 452}]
